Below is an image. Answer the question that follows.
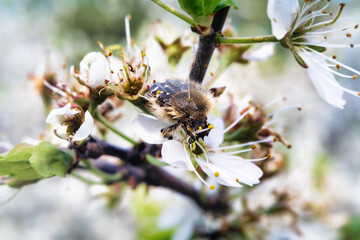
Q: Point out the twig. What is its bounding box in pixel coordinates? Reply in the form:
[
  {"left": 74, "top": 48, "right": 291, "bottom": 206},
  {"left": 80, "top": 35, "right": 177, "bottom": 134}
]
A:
[
  {"left": 76, "top": 137, "right": 228, "bottom": 213},
  {"left": 189, "top": 7, "right": 230, "bottom": 83}
]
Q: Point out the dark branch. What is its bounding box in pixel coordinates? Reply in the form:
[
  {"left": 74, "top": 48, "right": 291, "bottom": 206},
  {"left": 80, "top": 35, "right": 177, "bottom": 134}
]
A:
[
  {"left": 75, "top": 137, "right": 228, "bottom": 213},
  {"left": 189, "top": 7, "right": 230, "bottom": 83}
]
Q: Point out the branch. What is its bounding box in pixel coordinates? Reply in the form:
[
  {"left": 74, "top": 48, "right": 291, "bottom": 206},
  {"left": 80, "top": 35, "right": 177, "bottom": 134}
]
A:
[
  {"left": 76, "top": 137, "right": 228, "bottom": 213},
  {"left": 189, "top": 7, "right": 230, "bottom": 83}
]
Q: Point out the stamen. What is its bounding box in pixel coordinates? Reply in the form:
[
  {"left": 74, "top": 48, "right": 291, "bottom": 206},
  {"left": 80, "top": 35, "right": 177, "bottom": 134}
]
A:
[
  {"left": 198, "top": 126, "right": 202, "bottom": 130},
  {"left": 156, "top": 90, "right": 162, "bottom": 95},
  {"left": 183, "top": 143, "right": 211, "bottom": 187},
  {"left": 211, "top": 137, "right": 274, "bottom": 151},
  {"left": 125, "top": 15, "right": 132, "bottom": 55},
  {"left": 195, "top": 141, "right": 210, "bottom": 164},
  {"left": 208, "top": 124, "right": 214, "bottom": 130},
  {"left": 222, "top": 148, "right": 254, "bottom": 155},
  {"left": 264, "top": 97, "right": 286, "bottom": 109},
  {"left": 214, "top": 172, "right": 219, "bottom": 177},
  {"left": 43, "top": 81, "right": 67, "bottom": 97},
  {"left": 223, "top": 107, "right": 252, "bottom": 134},
  {"left": 267, "top": 105, "right": 302, "bottom": 118}
]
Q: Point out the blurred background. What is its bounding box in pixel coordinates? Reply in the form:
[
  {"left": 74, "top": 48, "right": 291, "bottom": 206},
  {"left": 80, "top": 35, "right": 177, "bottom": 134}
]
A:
[{"left": 1, "top": 0, "right": 360, "bottom": 239}]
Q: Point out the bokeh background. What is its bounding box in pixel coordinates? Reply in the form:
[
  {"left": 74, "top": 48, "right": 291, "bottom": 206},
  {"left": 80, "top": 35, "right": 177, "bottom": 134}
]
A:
[{"left": 1, "top": 0, "right": 360, "bottom": 239}]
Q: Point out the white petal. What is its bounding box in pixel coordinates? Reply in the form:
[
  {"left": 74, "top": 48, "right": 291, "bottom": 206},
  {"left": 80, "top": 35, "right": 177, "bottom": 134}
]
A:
[
  {"left": 197, "top": 158, "right": 241, "bottom": 187},
  {"left": 80, "top": 52, "right": 109, "bottom": 88},
  {"left": 172, "top": 220, "right": 195, "bottom": 240},
  {"left": 209, "top": 154, "right": 263, "bottom": 186},
  {"left": 158, "top": 205, "right": 185, "bottom": 229},
  {"left": 243, "top": 43, "right": 275, "bottom": 61},
  {"left": 46, "top": 103, "right": 72, "bottom": 125},
  {"left": 204, "top": 114, "right": 224, "bottom": 148},
  {"left": 132, "top": 114, "right": 170, "bottom": 144},
  {"left": 267, "top": 0, "right": 299, "bottom": 39},
  {"left": 72, "top": 111, "right": 94, "bottom": 141},
  {"left": 161, "top": 140, "right": 193, "bottom": 171},
  {"left": 298, "top": 50, "right": 345, "bottom": 108}
]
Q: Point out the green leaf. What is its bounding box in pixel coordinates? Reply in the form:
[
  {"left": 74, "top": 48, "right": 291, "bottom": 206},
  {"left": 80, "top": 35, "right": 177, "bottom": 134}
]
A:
[
  {"left": 178, "top": 0, "right": 220, "bottom": 21},
  {"left": 215, "top": 0, "right": 239, "bottom": 12},
  {"left": 29, "top": 142, "right": 72, "bottom": 178},
  {"left": 0, "top": 144, "right": 43, "bottom": 180}
]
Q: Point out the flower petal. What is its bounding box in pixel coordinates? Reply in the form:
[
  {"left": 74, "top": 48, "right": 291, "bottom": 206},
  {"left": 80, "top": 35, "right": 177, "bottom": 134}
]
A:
[
  {"left": 132, "top": 114, "right": 170, "bottom": 144},
  {"left": 80, "top": 52, "right": 109, "bottom": 88},
  {"left": 72, "top": 111, "right": 94, "bottom": 141},
  {"left": 297, "top": 49, "right": 345, "bottom": 108},
  {"left": 204, "top": 114, "right": 225, "bottom": 149},
  {"left": 197, "top": 158, "right": 242, "bottom": 187},
  {"left": 46, "top": 103, "right": 72, "bottom": 125},
  {"left": 162, "top": 140, "right": 193, "bottom": 171},
  {"left": 208, "top": 153, "right": 263, "bottom": 186},
  {"left": 267, "top": 0, "right": 299, "bottom": 39}
]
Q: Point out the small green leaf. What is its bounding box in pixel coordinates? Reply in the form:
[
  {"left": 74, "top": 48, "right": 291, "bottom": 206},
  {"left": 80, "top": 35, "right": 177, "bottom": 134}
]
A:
[
  {"left": 215, "top": 0, "right": 239, "bottom": 12},
  {"left": 30, "top": 142, "right": 72, "bottom": 178},
  {"left": 146, "top": 154, "right": 169, "bottom": 167},
  {"left": 178, "top": 0, "right": 220, "bottom": 21},
  {"left": 0, "top": 144, "right": 43, "bottom": 180}
]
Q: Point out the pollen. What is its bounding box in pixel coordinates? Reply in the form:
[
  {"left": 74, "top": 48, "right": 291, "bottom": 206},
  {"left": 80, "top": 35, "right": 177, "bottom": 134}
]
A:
[
  {"left": 336, "top": 64, "right": 341, "bottom": 69},
  {"left": 198, "top": 126, "right": 202, "bottom": 130},
  {"left": 251, "top": 145, "right": 256, "bottom": 150},
  {"left": 358, "top": 92, "right": 360, "bottom": 96},
  {"left": 266, "top": 154, "right": 271, "bottom": 160},
  {"left": 236, "top": 178, "right": 239, "bottom": 182},
  {"left": 346, "top": 33, "right": 352, "bottom": 38},
  {"left": 324, "top": 35, "right": 327, "bottom": 40},
  {"left": 214, "top": 172, "right": 219, "bottom": 177},
  {"left": 350, "top": 44, "right": 354, "bottom": 48},
  {"left": 156, "top": 90, "right": 162, "bottom": 95},
  {"left": 107, "top": 51, "right": 113, "bottom": 56},
  {"left": 110, "top": 70, "right": 114, "bottom": 74},
  {"left": 141, "top": 51, "right": 146, "bottom": 57},
  {"left": 273, "top": 137, "right": 278, "bottom": 142},
  {"left": 355, "top": 24, "right": 359, "bottom": 29},
  {"left": 352, "top": 75, "right": 358, "bottom": 80},
  {"left": 208, "top": 124, "right": 214, "bottom": 130},
  {"left": 332, "top": 55, "right": 337, "bottom": 59},
  {"left": 210, "top": 72, "right": 214, "bottom": 77},
  {"left": 210, "top": 185, "right": 215, "bottom": 190}
]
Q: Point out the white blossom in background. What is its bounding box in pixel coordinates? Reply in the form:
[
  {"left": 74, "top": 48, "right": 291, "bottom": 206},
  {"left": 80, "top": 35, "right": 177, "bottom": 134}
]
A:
[
  {"left": 158, "top": 196, "right": 203, "bottom": 240},
  {"left": 267, "top": 0, "right": 360, "bottom": 108},
  {"left": 132, "top": 106, "right": 273, "bottom": 190},
  {"left": 46, "top": 103, "right": 93, "bottom": 142}
]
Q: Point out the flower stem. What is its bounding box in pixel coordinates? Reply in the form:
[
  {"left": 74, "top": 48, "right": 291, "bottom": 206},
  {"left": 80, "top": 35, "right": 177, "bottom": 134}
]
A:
[
  {"left": 93, "top": 111, "right": 138, "bottom": 146},
  {"left": 217, "top": 35, "right": 279, "bottom": 44},
  {"left": 151, "top": 0, "right": 196, "bottom": 27},
  {"left": 86, "top": 161, "right": 123, "bottom": 182}
]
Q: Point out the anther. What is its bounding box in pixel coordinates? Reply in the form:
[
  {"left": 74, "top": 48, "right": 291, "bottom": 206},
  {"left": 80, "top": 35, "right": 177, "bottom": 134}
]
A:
[
  {"left": 350, "top": 44, "right": 354, "bottom": 48},
  {"left": 358, "top": 92, "right": 360, "bottom": 96},
  {"left": 287, "top": 144, "right": 292, "bottom": 149},
  {"left": 266, "top": 154, "right": 271, "bottom": 160},
  {"left": 355, "top": 24, "right": 359, "bottom": 29},
  {"left": 297, "top": 107, "right": 302, "bottom": 111},
  {"left": 251, "top": 145, "right": 256, "bottom": 150},
  {"left": 198, "top": 126, "right": 202, "bottom": 130},
  {"left": 208, "top": 124, "right": 214, "bottom": 130},
  {"left": 141, "top": 51, "right": 146, "bottom": 57},
  {"left": 352, "top": 75, "right": 357, "bottom": 80},
  {"left": 210, "top": 185, "right": 215, "bottom": 190},
  {"left": 107, "top": 51, "right": 113, "bottom": 57},
  {"left": 236, "top": 178, "right": 239, "bottom": 182},
  {"left": 346, "top": 33, "right": 352, "bottom": 38},
  {"left": 324, "top": 36, "right": 327, "bottom": 40},
  {"left": 156, "top": 90, "right": 162, "bottom": 95},
  {"left": 332, "top": 55, "right": 337, "bottom": 59},
  {"left": 210, "top": 72, "right": 214, "bottom": 76},
  {"left": 214, "top": 172, "right": 219, "bottom": 177},
  {"left": 273, "top": 137, "right": 278, "bottom": 142},
  {"left": 110, "top": 70, "right": 114, "bottom": 74},
  {"left": 336, "top": 64, "right": 341, "bottom": 69}
]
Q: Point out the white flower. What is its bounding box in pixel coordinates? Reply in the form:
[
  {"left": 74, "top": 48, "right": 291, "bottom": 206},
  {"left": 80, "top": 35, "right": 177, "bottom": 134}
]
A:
[
  {"left": 267, "top": 0, "right": 360, "bottom": 108},
  {"left": 71, "top": 52, "right": 123, "bottom": 89},
  {"left": 132, "top": 108, "right": 272, "bottom": 189},
  {"left": 46, "top": 103, "right": 94, "bottom": 141}
]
